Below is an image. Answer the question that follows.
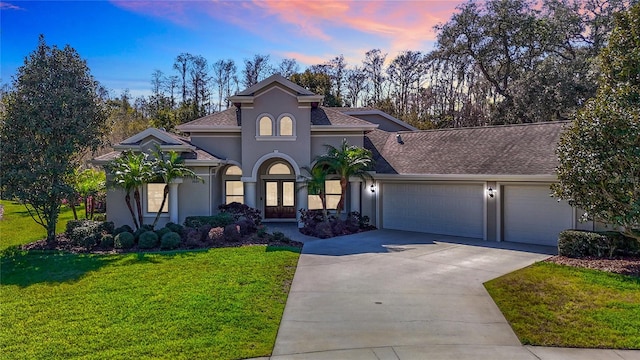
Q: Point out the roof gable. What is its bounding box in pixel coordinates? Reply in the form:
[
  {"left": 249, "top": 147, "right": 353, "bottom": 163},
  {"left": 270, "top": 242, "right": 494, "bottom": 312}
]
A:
[{"left": 236, "top": 74, "right": 315, "bottom": 96}]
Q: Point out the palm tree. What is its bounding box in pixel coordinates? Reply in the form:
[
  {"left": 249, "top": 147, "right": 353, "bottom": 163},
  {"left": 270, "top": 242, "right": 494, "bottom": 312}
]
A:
[
  {"left": 315, "top": 139, "right": 373, "bottom": 216},
  {"left": 107, "top": 151, "right": 153, "bottom": 230},
  {"left": 301, "top": 164, "right": 329, "bottom": 221},
  {"left": 151, "top": 147, "right": 202, "bottom": 229}
]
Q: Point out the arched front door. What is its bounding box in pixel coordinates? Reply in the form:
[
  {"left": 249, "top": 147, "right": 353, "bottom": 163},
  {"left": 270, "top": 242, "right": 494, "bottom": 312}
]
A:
[{"left": 263, "top": 161, "right": 296, "bottom": 219}]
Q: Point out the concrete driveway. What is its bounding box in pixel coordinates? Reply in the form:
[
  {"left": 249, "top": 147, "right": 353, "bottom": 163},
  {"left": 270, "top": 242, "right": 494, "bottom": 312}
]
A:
[{"left": 265, "top": 228, "right": 640, "bottom": 360}]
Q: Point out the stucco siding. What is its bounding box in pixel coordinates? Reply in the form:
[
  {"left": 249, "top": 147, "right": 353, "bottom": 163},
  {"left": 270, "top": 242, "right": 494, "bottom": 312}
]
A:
[
  {"left": 241, "top": 88, "right": 311, "bottom": 177},
  {"left": 189, "top": 134, "right": 241, "bottom": 162},
  {"left": 311, "top": 134, "right": 364, "bottom": 160},
  {"left": 177, "top": 167, "right": 212, "bottom": 224}
]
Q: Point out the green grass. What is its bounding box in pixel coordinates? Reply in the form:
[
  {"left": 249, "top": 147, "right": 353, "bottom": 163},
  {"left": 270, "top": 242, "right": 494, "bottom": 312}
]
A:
[
  {"left": 485, "top": 261, "right": 640, "bottom": 349},
  {"left": 0, "top": 246, "right": 300, "bottom": 359},
  {"left": 0, "top": 200, "right": 78, "bottom": 250}
]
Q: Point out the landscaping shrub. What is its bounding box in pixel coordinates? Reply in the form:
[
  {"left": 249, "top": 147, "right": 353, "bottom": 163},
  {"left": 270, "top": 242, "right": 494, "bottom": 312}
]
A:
[
  {"left": 558, "top": 230, "right": 640, "bottom": 258},
  {"left": 208, "top": 227, "right": 225, "bottom": 242},
  {"left": 155, "top": 227, "right": 172, "bottom": 239},
  {"left": 66, "top": 219, "right": 113, "bottom": 237},
  {"left": 270, "top": 231, "right": 291, "bottom": 244},
  {"left": 138, "top": 231, "right": 159, "bottom": 249},
  {"left": 161, "top": 232, "right": 181, "bottom": 249},
  {"left": 236, "top": 218, "right": 256, "bottom": 236},
  {"left": 184, "top": 213, "right": 234, "bottom": 228},
  {"left": 166, "top": 222, "right": 183, "bottom": 234},
  {"left": 219, "top": 202, "right": 262, "bottom": 226},
  {"left": 100, "top": 234, "right": 114, "bottom": 248},
  {"left": 256, "top": 225, "right": 267, "bottom": 238},
  {"left": 224, "top": 224, "right": 241, "bottom": 242},
  {"left": 93, "top": 213, "right": 106, "bottom": 221},
  {"left": 114, "top": 232, "right": 135, "bottom": 249},
  {"left": 97, "top": 221, "right": 115, "bottom": 234},
  {"left": 315, "top": 221, "right": 334, "bottom": 239},
  {"left": 133, "top": 225, "right": 153, "bottom": 241},
  {"left": 113, "top": 224, "right": 133, "bottom": 236},
  {"left": 65, "top": 220, "right": 87, "bottom": 235}
]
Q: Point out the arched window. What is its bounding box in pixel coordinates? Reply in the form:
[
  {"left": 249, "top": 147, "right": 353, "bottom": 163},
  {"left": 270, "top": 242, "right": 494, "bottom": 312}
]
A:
[
  {"left": 258, "top": 116, "right": 273, "bottom": 136},
  {"left": 268, "top": 162, "right": 291, "bottom": 175},
  {"left": 225, "top": 165, "right": 242, "bottom": 175},
  {"left": 279, "top": 116, "right": 293, "bottom": 136},
  {"left": 224, "top": 165, "right": 243, "bottom": 204}
]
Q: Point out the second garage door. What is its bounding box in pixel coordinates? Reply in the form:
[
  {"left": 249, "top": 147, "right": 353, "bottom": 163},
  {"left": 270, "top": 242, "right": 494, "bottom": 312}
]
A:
[
  {"left": 382, "top": 183, "right": 484, "bottom": 238},
  {"left": 503, "top": 185, "right": 573, "bottom": 246}
]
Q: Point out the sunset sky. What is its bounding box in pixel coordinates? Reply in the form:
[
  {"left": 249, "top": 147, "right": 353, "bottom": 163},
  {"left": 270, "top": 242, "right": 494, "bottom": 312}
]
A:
[{"left": 2, "top": 1, "right": 465, "bottom": 97}]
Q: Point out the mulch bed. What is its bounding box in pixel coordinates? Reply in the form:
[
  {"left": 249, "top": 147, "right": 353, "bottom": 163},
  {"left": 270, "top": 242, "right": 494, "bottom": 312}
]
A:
[
  {"left": 20, "top": 233, "right": 302, "bottom": 255},
  {"left": 546, "top": 256, "right": 640, "bottom": 277}
]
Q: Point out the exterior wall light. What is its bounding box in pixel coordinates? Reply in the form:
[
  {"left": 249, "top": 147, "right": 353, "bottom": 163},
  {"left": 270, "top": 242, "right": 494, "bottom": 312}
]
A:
[
  {"left": 487, "top": 187, "right": 495, "bottom": 198},
  {"left": 370, "top": 184, "right": 376, "bottom": 193}
]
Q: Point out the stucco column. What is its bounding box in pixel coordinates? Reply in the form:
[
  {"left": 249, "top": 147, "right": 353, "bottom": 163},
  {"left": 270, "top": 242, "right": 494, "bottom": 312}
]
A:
[
  {"left": 168, "top": 178, "right": 183, "bottom": 224},
  {"left": 350, "top": 181, "right": 361, "bottom": 213},
  {"left": 296, "top": 181, "right": 308, "bottom": 228},
  {"left": 244, "top": 181, "right": 257, "bottom": 208}
]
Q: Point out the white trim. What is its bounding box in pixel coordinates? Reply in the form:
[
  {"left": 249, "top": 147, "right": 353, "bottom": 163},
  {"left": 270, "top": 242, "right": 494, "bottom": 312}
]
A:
[
  {"left": 243, "top": 151, "right": 301, "bottom": 182},
  {"left": 483, "top": 181, "right": 488, "bottom": 241},
  {"left": 118, "top": 128, "right": 183, "bottom": 146},
  {"left": 277, "top": 113, "right": 296, "bottom": 137},
  {"left": 256, "top": 136, "right": 298, "bottom": 141},
  {"left": 256, "top": 113, "right": 275, "bottom": 137}
]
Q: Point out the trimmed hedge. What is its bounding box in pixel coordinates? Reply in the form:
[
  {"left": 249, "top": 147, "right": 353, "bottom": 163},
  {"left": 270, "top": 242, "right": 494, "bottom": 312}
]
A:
[
  {"left": 558, "top": 230, "right": 639, "bottom": 258},
  {"left": 161, "top": 232, "right": 181, "bottom": 249},
  {"left": 114, "top": 232, "right": 135, "bottom": 249},
  {"left": 138, "top": 231, "right": 159, "bottom": 249},
  {"left": 184, "top": 213, "right": 234, "bottom": 229}
]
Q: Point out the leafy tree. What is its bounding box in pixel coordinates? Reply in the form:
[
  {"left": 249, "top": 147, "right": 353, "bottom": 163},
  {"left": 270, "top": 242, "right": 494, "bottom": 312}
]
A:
[
  {"left": 106, "top": 151, "right": 154, "bottom": 230},
  {"left": 150, "top": 147, "right": 201, "bottom": 229},
  {"left": 70, "top": 168, "right": 106, "bottom": 220},
  {"left": 301, "top": 164, "right": 329, "bottom": 221},
  {"left": 552, "top": 3, "right": 640, "bottom": 242},
  {"left": 315, "top": 139, "right": 373, "bottom": 216},
  {"left": 0, "top": 35, "right": 108, "bottom": 242}
]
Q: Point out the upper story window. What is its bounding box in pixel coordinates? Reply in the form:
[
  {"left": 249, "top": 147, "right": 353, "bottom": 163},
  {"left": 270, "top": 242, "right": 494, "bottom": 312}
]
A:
[
  {"left": 258, "top": 116, "right": 273, "bottom": 136},
  {"left": 225, "top": 165, "right": 242, "bottom": 175},
  {"left": 256, "top": 113, "right": 296, "bottom": 140},
  {"left": 279, "top": 115, "right": 294, "bottom": 136}
]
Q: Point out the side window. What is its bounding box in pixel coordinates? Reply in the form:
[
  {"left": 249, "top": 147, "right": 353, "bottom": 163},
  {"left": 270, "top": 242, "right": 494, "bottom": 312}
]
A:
[
  {"left": 224, "top": 165, "right": 243, "bottom": 204},
  {"left": 307, "top": 179, "right": 341, "bottom": 210},
  {"left": 147, "top": 183, "right": 168, "bottom": 213}
]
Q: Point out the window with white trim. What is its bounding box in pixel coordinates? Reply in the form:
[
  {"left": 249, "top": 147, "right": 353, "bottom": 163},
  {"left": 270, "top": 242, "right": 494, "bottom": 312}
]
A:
[
  {"left": 268, "top": 162, "right": 292, "bottom": 175},
  {"left": 258, "top": 116, "right": 273, "bottom": 136},
  {"left": 279, "top": 115, "right": 293, "bottom": 136},
  {"left": 224, "top": 165, "right": 244, "bottom": 204},
  {"left": 147, "top": 183, "right": 168, "bottom": 213}
]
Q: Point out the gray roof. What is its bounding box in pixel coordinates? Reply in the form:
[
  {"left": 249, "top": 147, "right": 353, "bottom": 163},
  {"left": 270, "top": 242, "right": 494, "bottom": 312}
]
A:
[
  {"left": 366, "top": 122, "right": 568, "bottom": 175},
  {"left": 311, "top": 107, "right": 378, "bottom": 127},
  {"left": 178, "top": 108, "right": 240, "bottom": 128}
]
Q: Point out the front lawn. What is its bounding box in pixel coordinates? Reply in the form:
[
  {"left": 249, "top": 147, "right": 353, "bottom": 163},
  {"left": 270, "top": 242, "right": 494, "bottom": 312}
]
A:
[
  {"left": 0, "top": 246, "right": 300, "bottom": 359},
  {"left": 0, "top": 200, "right": 78, "bottom": 250},
  {"left": 485, "top": 261, "right": 640, "bottom": 349}
]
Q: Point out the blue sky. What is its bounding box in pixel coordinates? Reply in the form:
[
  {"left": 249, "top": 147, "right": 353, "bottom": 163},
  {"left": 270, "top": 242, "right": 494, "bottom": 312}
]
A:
[{"left": 2, "top": 1, "right": 464, "bottom": 98}]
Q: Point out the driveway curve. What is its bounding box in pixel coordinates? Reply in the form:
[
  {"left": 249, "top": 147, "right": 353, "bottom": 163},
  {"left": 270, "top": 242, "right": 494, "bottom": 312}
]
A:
[{"left": 266, "top": 228, "right": 640, "bottom": 360}]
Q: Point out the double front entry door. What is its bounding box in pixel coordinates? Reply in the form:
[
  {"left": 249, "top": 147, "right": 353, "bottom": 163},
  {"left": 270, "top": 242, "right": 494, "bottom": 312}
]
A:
[{"left": 264, "top": 180, "right": 296, "bottom": 219}]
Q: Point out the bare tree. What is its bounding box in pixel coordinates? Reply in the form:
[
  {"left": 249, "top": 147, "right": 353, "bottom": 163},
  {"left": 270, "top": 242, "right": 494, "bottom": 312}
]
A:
[
  {"left": 362, "top": 49, "right": 387, "bottom": 104},
  {"left": 277, "top": 58, "right": 299, "bottom": 79},
  {"left": 242, "top": 54, "right": 273, "bottom": 88},
  {"left": 173, "top": 53, "right": 192, "bottom": 104},
  {"left": 345, "top": 66, "right": 367, "bottom": 107}
]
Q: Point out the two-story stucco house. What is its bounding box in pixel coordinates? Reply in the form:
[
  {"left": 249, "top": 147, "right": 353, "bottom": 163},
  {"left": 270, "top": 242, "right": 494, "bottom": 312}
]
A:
[{"left": 95, "top": 74, "right": 592, "bottom": 247}]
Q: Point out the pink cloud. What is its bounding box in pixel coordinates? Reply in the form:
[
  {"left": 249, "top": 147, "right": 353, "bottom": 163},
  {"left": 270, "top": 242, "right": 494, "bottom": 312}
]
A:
[
  {"left": 1, "top": 2, "right": 24, "bottom": 10},
  {"left": 112, "top": 0, "right": 466, "bottom": 60}
]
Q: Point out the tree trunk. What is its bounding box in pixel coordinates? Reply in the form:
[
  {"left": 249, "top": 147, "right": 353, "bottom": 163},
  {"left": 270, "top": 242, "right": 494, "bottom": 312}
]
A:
[
  {"left": 71, "top": 201, "right": 78, "bottom": 220},
  {"left": 134, "top": 188, "right": 144, "bottom": 229},
  {"left": 320, "top": 191, "right": 328, "bottom": 221},
  {"left": 45, "top": 205, "right": 59, "bottom": 244},
  {"left": 337, "top": 177, "right": 348, "bottom": 216},
  {"left": 152, "top": 185, "right": 169, "bottom": 229},
  {"left": 125, "top": 191, "right": 139, "bottom": 230}
]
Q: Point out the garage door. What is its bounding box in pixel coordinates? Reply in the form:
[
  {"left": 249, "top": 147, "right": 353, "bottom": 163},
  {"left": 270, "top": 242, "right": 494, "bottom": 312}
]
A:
[
  {"left": 503, "top": 185, "right": 573, "bottom": 246},
  {"left": 382, "top": 183, "right": 484, "bottom": 238}
]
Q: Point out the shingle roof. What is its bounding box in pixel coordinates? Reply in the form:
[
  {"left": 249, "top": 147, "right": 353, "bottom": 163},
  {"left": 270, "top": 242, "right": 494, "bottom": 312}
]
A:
[
  {"left": 366, "top": 122, "right": 568, "bottom": 175},
  {"left": 312, "top": 107, "right": 378, "bottom": 127},
  {"left": 177, "top": 108, "right": 240, "bottom": 128}
]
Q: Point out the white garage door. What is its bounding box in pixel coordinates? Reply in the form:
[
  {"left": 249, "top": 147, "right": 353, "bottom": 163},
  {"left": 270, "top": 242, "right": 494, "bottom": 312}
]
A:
[
  {"left": 503, "top": 185, "right": 573, "bottom": 246},
  {"left": 382, "top": 183, "right": 484, "bottom": 238}
]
